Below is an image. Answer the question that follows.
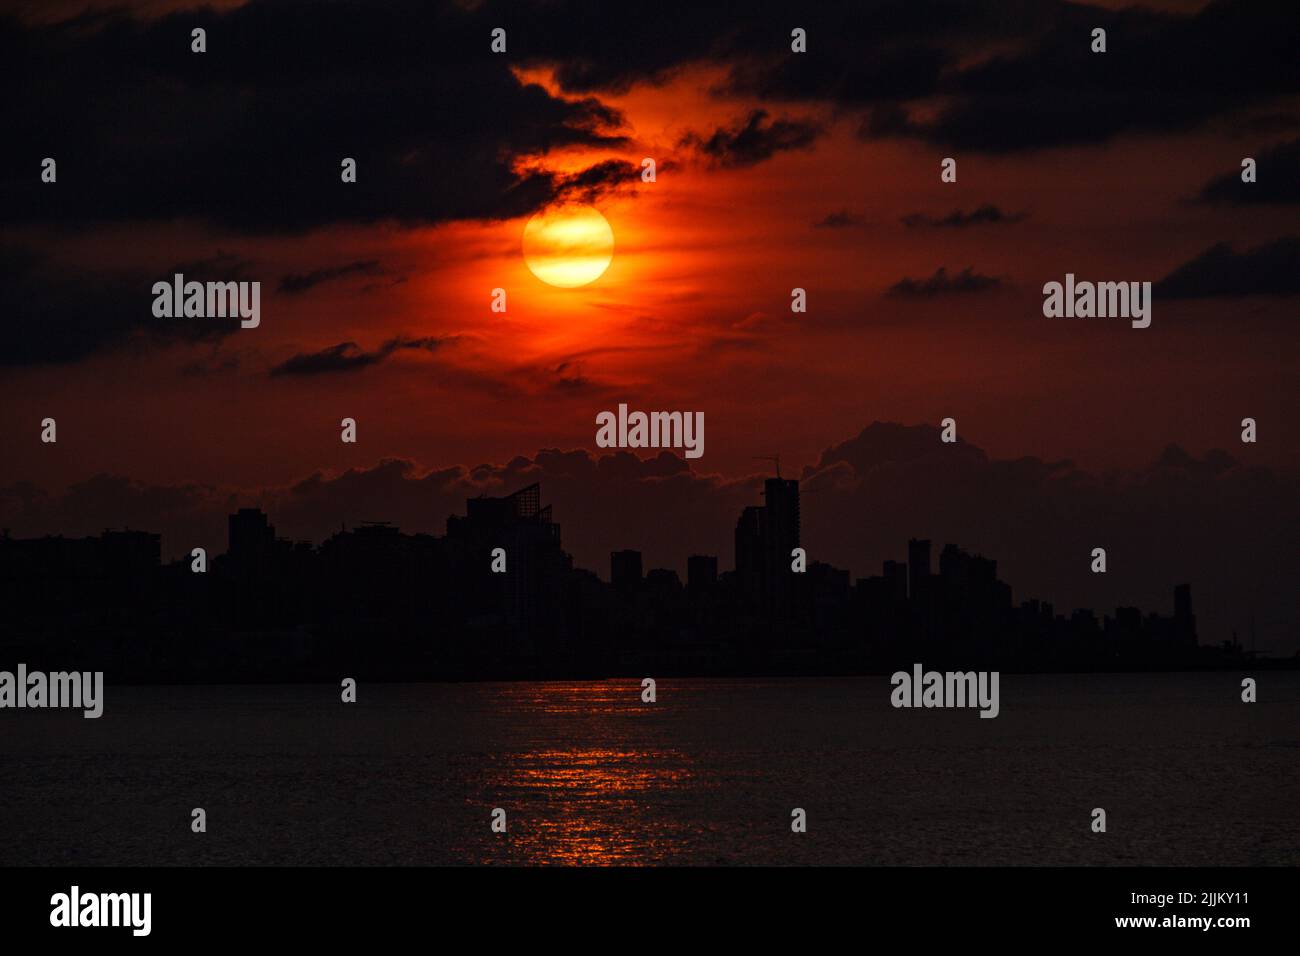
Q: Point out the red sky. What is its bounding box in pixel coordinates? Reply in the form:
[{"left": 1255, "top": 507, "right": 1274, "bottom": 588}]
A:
[
  {"left": 2, "top": 0, "right": 1297, "bottom": 652},
  {"left": 4, "top": 56, "right": 1295, "bottom": 493}
]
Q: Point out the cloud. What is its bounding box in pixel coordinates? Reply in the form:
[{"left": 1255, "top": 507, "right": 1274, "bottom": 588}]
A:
[
  {"left": 1, "top": 1, "right": 631, "bottom": 232},
  {"left": 0, "top": 244, "right": 241, "bottom": 367},
  {"left": 1199, "top": 138, "right": 1300, "bottom": 205},
  {"left": 554, "top": 159, "right": 645, "bottom": 203},
  {"left": 520, "top": 0, "right": 1025, "bottom": 105},
  {"left": 813, "top": 210, "right": 868, "bottom": 228},
  {"left": 886, "top": 266, "right": 1002, "bottom": 297},
  {"left": 679, "top": 110, "right": 822, "bottom": 168},
  {"left": 278, "top": 261, "right": 385, "bottom": 295},
  {"left": 857, "top": 0, "right": 1299, "bottom": 152},
  {"left": 1153, "top": 237, "right": 1300, "bottom": 299},
  {"left": 169, "top": 250, "right": 256, "bottom": 279},
  {"left": 901, "top": 205, "right": 1026, "bottom": 228},
  {"left": 497, "top": 0, "right": 1295, "bottom": 154},
  {"left": 270, "top": 336, "right": 450, "bottom": 377}
]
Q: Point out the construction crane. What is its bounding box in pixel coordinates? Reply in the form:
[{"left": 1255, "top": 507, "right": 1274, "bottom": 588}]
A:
[{"left": 754, "top": 454, "right": 821, "bottom": 498}]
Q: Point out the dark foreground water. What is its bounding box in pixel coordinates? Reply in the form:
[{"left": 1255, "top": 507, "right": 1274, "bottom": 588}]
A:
[{"left": 1, "top": 674, "right": 1297, "bottom": 865}]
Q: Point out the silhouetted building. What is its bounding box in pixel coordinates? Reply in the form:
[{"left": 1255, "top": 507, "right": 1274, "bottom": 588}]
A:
[
  {"left": 0, "top": 481, "right": 1216, "bottom": 681},
  {"left": 228, "top": 508, "right": 274, "bottom": 566},
  {"left": 100, "top": 529, "right": 161, "bottom": 572},
  {"left": 645, "top": 568, "right": 683, "bottom": 595},
  {"left": 446, "top": 483, "right": 569, "bottom": 636},
  {"left": 907, "top": 538, "right": 930, "bottom": 601},
  {"left": 687, "top": 555, "right": 718, "bottom": 593},
  {"left": 734, "top": 478, "right": 801, "bottom": 615},
  {"left": 734, "top": 505, "right": 765, "bottom": 601},
  {"left": 882, "top": 560, "right": 908, "bottom": 603},
  {"left": 763, "top": 478, "right": 800, "bottom": 564},
  {"left": 611, "top": 550, "right": 643, "bottom": 594}
]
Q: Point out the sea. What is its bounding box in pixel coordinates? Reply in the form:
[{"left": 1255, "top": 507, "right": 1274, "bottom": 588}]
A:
[{"left": 1, "top": 673, "right": 1297, "bottom": 865}]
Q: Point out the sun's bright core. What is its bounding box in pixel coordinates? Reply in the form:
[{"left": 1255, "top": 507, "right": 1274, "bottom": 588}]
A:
[{"left": 522, "top": 205, "right": 615, "bottom": 288}]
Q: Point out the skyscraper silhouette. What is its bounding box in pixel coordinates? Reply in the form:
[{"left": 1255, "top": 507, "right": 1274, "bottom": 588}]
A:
[
  {"left": 733, "top": 478, "right": 801, "bottom": 615},
  {"left": 687, "top": 555, "right": 718, "bottom": 593},
  {"left": 228, "top": 508, "right": 274, "bottom": 567},
  {"left": 908, "top": 538, "right": 931, "bottom": 602},
  {"left": 734, "top": 505, "right": 766, "bottom": 601},
  {"left": 611, "top": 550, "right": 643, "bottom": 595},
  {"left": 447, "top": 483, "right": 569, "bottom": 635}
]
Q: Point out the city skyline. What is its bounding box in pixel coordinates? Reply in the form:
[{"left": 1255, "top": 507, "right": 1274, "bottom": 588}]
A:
[
  {"left": 3, "top": 468, "right": 1270, "bottom": 688},
  {"left": 4, "top": 419, "right": 1292, "bottom": 655}
]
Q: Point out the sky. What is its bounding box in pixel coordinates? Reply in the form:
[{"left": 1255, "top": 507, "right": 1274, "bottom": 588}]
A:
[{"left": 1, "top": 0, "right": 1297, "bottom": 651}]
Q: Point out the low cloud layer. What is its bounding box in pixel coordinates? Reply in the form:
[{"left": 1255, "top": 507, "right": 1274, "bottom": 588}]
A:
[
  {"left": 887, "top": 267, "right": 1002, "bottom": 297},
  {"left": 1154, "top": 237, "right": 1300, "bottom": 299}
]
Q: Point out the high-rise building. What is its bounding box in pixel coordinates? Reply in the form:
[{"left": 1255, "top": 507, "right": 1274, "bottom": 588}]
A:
[
  {"left": 229, "top": 508, "right": 274, "bottom": 563},
  {"left": 907, "top": 538, "right": 931, "bottom": 602},
  {"left": 734, "top": 505, "right": 766, "bottom": 599},
  {"left": 734, "top": 478, "right": 801, "bottom": 614},
  {"left": 446, "top": 483, "right": 569, "bottom": 632},
  {"left": 687, "top": 555, "right": 718, "bottom": 593},
  {"left": 763, "top": 478, "right": 800, "bottom": 565},
  {"left": 882, "top": 560, "right": 908, "bottom": 602},
  {"left": 644, "top": 568, "right": 683, "bottom": 597},
  {"left": 611, "top": 549, "right": 643, "bottom": 594}
]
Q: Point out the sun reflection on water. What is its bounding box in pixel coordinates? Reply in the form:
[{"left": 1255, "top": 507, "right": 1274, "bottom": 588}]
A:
[{"left": 471, "top": 681, "right": 702, "bottom": 865}]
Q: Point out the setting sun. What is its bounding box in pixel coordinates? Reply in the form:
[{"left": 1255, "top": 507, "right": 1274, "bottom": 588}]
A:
[{"left": 522, "top": 205, "right": 615, "bottom": 288}]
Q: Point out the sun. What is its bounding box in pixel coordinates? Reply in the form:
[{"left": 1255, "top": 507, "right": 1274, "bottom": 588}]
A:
[{"left": 522, "top": 205, "right": 615, "bottom": 288}]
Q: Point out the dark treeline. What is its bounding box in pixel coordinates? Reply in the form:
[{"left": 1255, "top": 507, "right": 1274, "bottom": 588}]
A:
[{"left": 0, "top": 480, "right": 1263, "bottom": 682}]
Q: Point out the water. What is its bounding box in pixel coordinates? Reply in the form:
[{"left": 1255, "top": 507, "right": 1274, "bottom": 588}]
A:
[{"left": 1, "top": 674, "right": 1297, "bottom": 865}]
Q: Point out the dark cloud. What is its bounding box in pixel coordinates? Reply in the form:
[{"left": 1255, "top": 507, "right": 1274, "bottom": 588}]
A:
[
  {"left": 270, "top": 336, "right": 449, "bottom": 377},
  {"left": 169, "top": 250, "right": 255, "bottom": 280},
  {"left": 7, "top": 0, "right": 1292, "bottom": 237},
  {"left": 1153, "top": 237, "right": 1300, "bottom": 299},
  {"left": 550, "top": 360, "right": 598, "bottom": 393},
  {"left": 901, "top": 205, "right": 1026, "bottom": 228},
  {"left": 495, "top": 0, "right": 1295, "bottom": 154},
  {"left": 0, "top": 1, "right": 631, "bottom": 232},
  {"left": 679, "top": 110, "right": 822, "bottom": 168},
  {"left": 0, "top": 244, "right": 240, "bottom": 367},
  {"left": 814, "top": 210, "right": 868, "bottom": 229},
  {"left": 720, "top": 36, "right": 953, "bottom": 107},
  {"left": 554, "top": 159, "right": 643, "bottom": 203},
  {"left": 887, "top": 266, "right": 1002, "bottom": 297},
  {"left": 515, "top": 0, "right": 1039, "bottom": 105},
  {"left": 1199, "top": 138, "right": 1300, "bottom": 205},
  {"left": 858, "top": 0, "right": 1299, "bottom": 152},
  {"left": 278, "top": 260, "right": 384, "bottom": 295},
  {"left": 3, "top": 422, "right": 1295, "bottom": 655}
]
